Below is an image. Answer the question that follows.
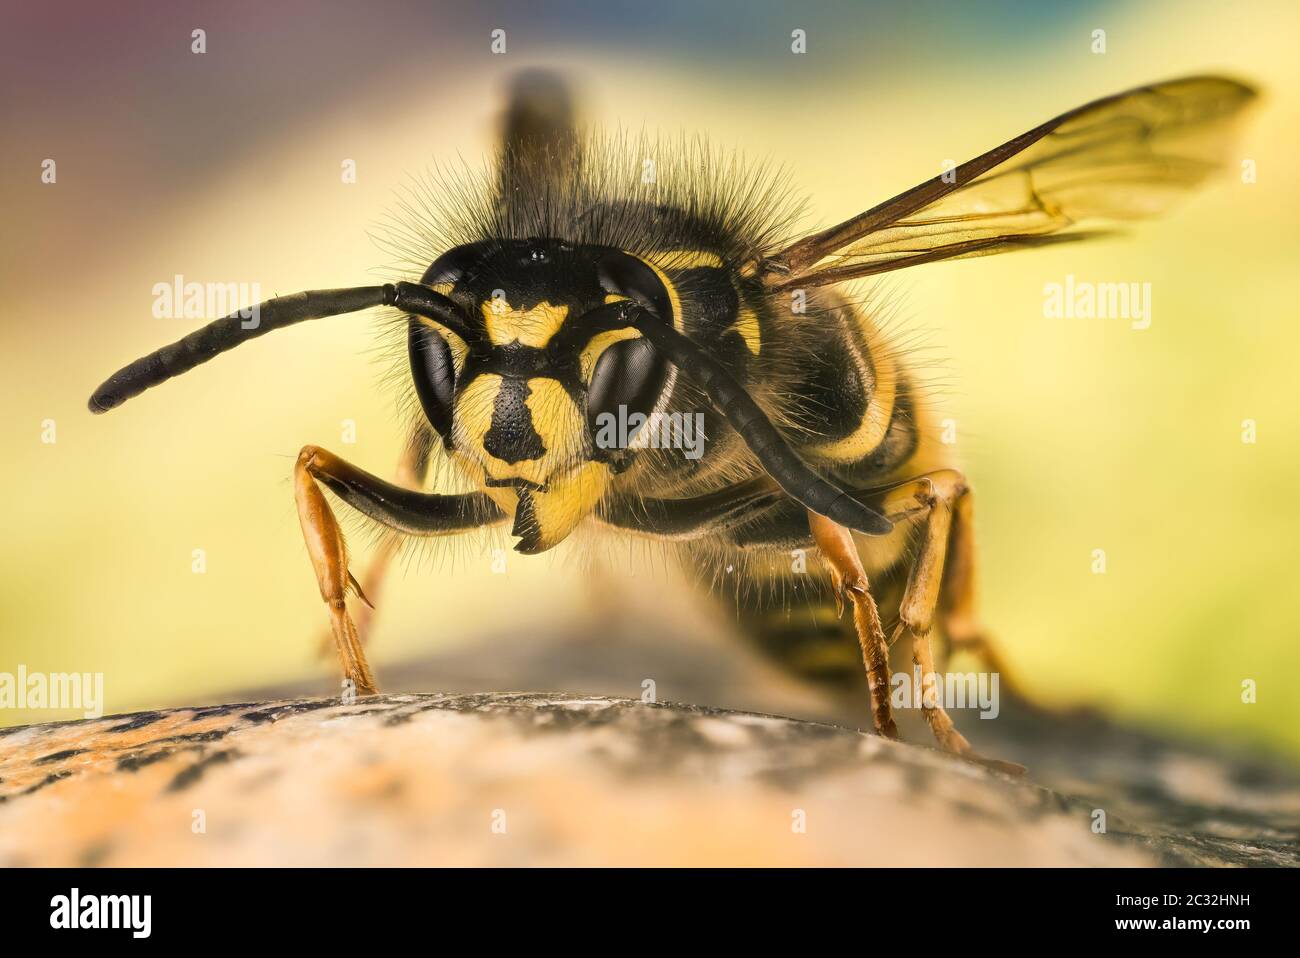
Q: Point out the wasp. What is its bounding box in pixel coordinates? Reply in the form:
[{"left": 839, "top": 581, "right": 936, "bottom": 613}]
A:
[{"left": 90, "top": 71, "right": 1255, "bottom": 768}]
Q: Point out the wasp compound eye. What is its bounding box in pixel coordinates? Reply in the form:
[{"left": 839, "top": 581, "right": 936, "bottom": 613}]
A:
[
  {"left": 586, "top": 336, "right": 669, "bottom": 456},
  {"left": 408, "top": 321, "right": 457, "bottom": 443}
]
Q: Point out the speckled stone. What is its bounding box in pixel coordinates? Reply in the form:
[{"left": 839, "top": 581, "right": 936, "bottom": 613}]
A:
[{"left": 2, "top": 692, "right": 1293, "bottom": 866}]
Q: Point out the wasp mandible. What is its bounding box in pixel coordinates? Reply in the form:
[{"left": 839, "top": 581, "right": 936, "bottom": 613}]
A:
[{"left": 91, "top": 71, "right": 1256, "bottom": 768}]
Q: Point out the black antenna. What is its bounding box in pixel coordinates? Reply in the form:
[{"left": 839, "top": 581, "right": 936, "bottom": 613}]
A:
[{"left": 89, "top": 283, "right": 472, "bottom": 413}]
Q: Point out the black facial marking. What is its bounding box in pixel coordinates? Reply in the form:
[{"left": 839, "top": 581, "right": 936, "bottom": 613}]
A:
[
  {"left": 511, "top": 488, "right": 544, "bottom": 554},
  {"left": 483, "top": 377, "right": 546, "bottom": 464},
  {"left": 450, "top": 238, "right": 606, "bottom": 324}
]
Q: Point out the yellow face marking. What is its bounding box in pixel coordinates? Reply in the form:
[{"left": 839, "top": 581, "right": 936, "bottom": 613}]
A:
[
  {"left": 451, "top": 375, "right": 609, "bottom": 552},
  {"left": 479, "top": 298, "right": 570, "bottom": 348},
  {"left": 522, "top": 378, "right": 583, "bottom": 472},
  {"left": 459, "top": 449, "right": 611, "bottom": 553},
  {"left": 520, "top": 460, "right": 612, "bottom": 552},
  {"left": 452, "top": 374, "right": 585, "bottom": 489},
  {"left": 802, "top": 324, "right": 899, "bottom": 463},
  {"left": 579, "top": 328, "right": 642, "bottom": 382},
  {"left": 450, "top": 450, "right": 521, "bottom": 517},
  {"left": 725, "top": 306, "right": 761, "bottom": 356},
  {"left": 452, "top": 373, "right": 504, "bottom": 469}
]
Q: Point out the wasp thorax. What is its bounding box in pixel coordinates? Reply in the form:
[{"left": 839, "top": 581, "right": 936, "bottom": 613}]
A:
[{"left": 406, "top": 239, "right": 674, "bottom": 552}]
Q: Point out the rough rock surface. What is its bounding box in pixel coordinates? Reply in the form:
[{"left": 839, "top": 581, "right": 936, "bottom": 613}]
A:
[{"left": 1, "top": 690, "right": 1296, "bottom": 867}]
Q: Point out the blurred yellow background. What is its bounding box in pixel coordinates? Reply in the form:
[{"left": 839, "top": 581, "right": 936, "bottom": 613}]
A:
[{"left": 3, "top": 0, "right": 1298, "bottom": 756}]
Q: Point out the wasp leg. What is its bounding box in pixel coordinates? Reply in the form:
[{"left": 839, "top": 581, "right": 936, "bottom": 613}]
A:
[
  {"left": 896, "top": 473, "right": 969, "bottom": 755},
  {"left": 807, "top": 510, "right": 899, "bottom": 740},
  {"left": 295, "top": 444, "right": 504, "bottom": 695},
  {"left": 886, "top": 471, "right": 1025, "bottom": 773},
  {"left": 596, "top": 477, "right": 784, "bottom": 540},
  {"left": 597, "top": 476, "right": 927, "bottom": 544},
  {"left": 936, "top": 488, "right": 1029, "bottom": 702},
  {"left": 602, "top": 474, "right": 1020, "bottom": 767},
  {"left": 316, "top": 427, "right": 433, "bottom": 656},
  {"left": 296, "top": 446, "right": 376, "bottom": 696}
]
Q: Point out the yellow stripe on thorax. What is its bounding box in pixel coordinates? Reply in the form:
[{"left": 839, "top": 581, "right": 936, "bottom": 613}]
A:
[
  {"left": 727, "top": 306, "right": 761, "bottom": 355},
  {"left": 642, "top": 249, "right": 761, "bottom": 356},
  {"left": 641, "top": 250, "right": 725, "bottom": 271}
]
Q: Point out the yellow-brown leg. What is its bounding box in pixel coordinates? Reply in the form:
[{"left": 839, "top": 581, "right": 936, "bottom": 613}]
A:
[
  {"left": 892, "top": 471, "right": 1024, "bottom": 773},
  {"left": 314, "top": 427, "right": 432, "bottom": 657},
  {"left": 808, "top": 510, "right": 899, "bottom": 740},
  {"left": 296, "top": 445, "right": 377, "bottom": 695},
  {"left": 896, "top": 473, "right": 972, "bottom": 755},
  {"left": 937, "top": 489, "right": 1029, "bottom": 702},
  {"left": 803, "top": 472, "right": 969, "bottom": 751},
  {"left": 295, "top": 440, "right": 502, "bottom": 693}
]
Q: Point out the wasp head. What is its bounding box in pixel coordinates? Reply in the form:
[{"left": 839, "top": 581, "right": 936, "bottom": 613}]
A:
[{"left": 408, "top": 238, "right": 673, "bottom": 553}]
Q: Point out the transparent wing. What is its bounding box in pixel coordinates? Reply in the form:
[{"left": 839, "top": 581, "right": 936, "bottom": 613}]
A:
[{"left": 762, "top": 76, "right": 1257, "bottom": 289}]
